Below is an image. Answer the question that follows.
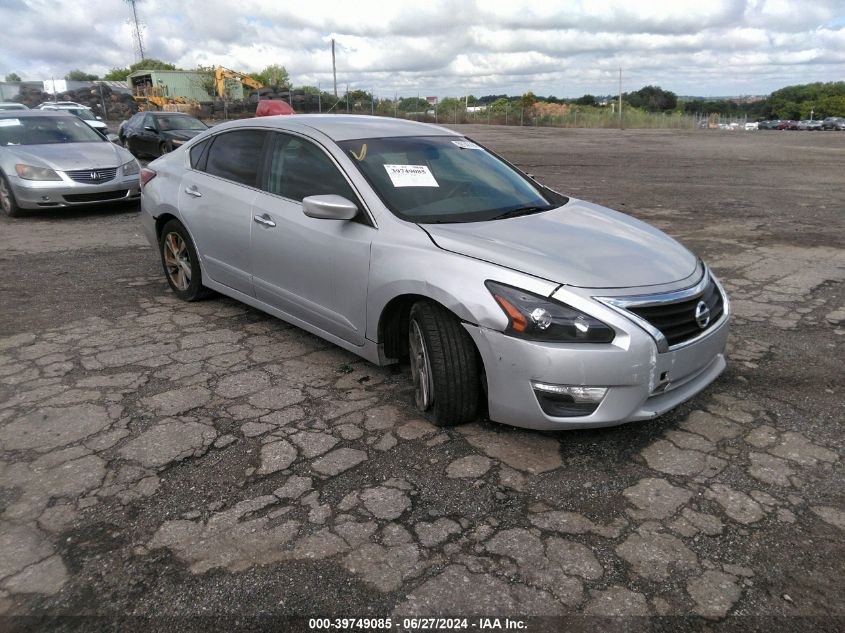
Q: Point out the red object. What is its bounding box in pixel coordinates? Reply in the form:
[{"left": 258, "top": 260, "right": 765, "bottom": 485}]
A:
[
  {"left": 256, "top": 100, "right": 296, "bottom": 117},
  {"left": 140, "top": 168, "right": 156, "bottom": 190}
]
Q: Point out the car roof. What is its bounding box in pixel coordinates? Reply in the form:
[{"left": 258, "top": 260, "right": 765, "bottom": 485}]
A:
[
  {"left": 147, "top": 112, "right": 195, "bottom": 117},
  {"left": 0, "top": 109, "right": 75, "bottom": 118},
  {"left": 221, "top": 114, "right": 460, "bottom": 141}
]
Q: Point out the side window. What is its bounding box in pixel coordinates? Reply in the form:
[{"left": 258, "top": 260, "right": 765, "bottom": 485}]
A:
[
  {"left": 265, "top": 133, "right": 357, "bottom": 203},
  {"left": 204, "top": 130, "right": 267, "bottom": 187},
  {"left": 143, "top": 114, "right": 156, "bottom": 129},
  {"left": 189, "top": 139, "right": 209, "bottom": 170}
]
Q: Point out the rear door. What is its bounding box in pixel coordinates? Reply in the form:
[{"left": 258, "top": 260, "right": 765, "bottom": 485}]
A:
[
  {"left": 178, "top": 129, "right": 269, "bottom": 296},
  {"left": 250, "top": 132, "right": 373, "bottom": 345}
]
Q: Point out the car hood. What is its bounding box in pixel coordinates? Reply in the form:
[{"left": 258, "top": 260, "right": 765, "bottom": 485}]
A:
[
  {"left": 161, "top": 129, "right": 204, "bottom": 141},
  {"left": 420, "top": 199, "right": 698, "bottom": 289},
  {"left": 9, "top": 142, "right": 133, "bottom": 171}
]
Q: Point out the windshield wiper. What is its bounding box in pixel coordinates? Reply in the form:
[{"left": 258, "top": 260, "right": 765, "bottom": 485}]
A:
[{"left": 488, "top": 204, "right": 554, "bottom": 221}]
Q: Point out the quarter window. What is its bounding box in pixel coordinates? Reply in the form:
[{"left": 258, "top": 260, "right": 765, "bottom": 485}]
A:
[
  {"left": 265, "top": 134, "right": 357, "bottom": 203},
  {"left": 204, "top": 130, "right": 268, "bottom": 187},
  {"left": 189, "top": 139, "right": 209, "bottom": 170}
]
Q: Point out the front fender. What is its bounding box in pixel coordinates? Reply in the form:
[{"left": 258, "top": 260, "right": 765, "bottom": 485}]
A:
[{"left": 366, "top": 235, "right": 559, "bottom": 341}]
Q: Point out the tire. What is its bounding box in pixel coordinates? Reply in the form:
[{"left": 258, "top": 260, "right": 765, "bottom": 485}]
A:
[
  {"left": 408, "top": 300, "right": 479, "bottom": 426},
  {"left": 0, "top": 172, "right": 23, "bottom": 218},
  {"left": 159, "top": 219, "right": 210, "bottom": 301},
  {"left": 159, "top": 141, "right": 170, "bottom": 156}
]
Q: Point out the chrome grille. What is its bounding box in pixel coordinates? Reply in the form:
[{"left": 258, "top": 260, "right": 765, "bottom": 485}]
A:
[
  {"left": 65, "top": 167, "right": 117, "bottom": 184},
  {"left": 627, "top": 277, "right": 724, "bottom": 347}
]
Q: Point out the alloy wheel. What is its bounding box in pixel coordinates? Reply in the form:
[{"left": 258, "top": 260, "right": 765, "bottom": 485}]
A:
[
  {"left": 163, "top": 232, "right": 192, "bottom": 291},
  {"left": 0, "top": 178, "right": 11, "bottom": 215},
  {"left": 409, "top": 319, "right": 434, "bottom": 411}
]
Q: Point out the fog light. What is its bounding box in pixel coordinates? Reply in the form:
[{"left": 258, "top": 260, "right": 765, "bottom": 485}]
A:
[{"left": 531, "top": 382, "right": 607, "bottom": 417}]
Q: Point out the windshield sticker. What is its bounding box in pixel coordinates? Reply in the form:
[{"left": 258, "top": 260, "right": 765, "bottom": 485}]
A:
[
  {"left": 451, "top": 140, "right": 483, "bottom": 150},
  {"left": 384, "top": 164, "right": 439, "bottom": 187},
  {"left": 0, "top": 119, "right": 21, "bottom": 127},
  {"left": 349, "top": 144, "right": 367, "bottom": 161}
]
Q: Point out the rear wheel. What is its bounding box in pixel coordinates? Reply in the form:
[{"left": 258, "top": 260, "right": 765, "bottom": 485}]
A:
[
  {"left": 0, "top": 173, "right": 23, "bottom": 218},
  {"left": 159, "top": 219, "right": 209, "bottom": 301},
  {"left": 408, "top": 301, "right": 479, "bottom": 426}
]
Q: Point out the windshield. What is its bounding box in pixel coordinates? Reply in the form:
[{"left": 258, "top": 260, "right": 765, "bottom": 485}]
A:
[
  {"left": 0, "top": 116, "right": 105, "bottom": 145},
  {"left": 157, "top": 116, "right": 206, "bottom": 132},
  {"left": 337, "top": 136, "right": 566, "bottom": 223}
]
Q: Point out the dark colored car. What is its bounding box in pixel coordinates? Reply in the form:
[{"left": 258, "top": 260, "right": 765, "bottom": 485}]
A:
[
  {"left": 119, "top": 112, "right": 208, "bottom": 158},
  {"left": 757, "top": 120, "right": 780, "bottom": 130},
  {"left": 822, "top": 117, "right": 845, "bottom": 130},
  {"left": 784, "top": 120, "right": 800, "bottom": 130}
]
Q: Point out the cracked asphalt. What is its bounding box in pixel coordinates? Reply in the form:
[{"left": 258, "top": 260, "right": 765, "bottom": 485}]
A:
[{"left": 0, "top": 126, "right": 843, "bottom": 631}]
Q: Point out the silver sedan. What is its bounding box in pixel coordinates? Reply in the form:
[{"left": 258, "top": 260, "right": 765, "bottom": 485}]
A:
[
  {"left": 0, "top": 110, "right": 140, "bottom": 217},
  {"left": 140, "top": 115, "right": 729, "bottom": 430}
]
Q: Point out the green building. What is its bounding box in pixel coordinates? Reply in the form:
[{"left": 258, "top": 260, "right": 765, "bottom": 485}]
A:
[{"left": 126, "top": 69, "right": 245, "bottom": 104}]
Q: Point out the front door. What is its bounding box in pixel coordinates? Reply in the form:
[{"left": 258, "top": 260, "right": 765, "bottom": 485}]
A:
[{"left": 250, "top": 133, "right": 373, "bottom": 345}]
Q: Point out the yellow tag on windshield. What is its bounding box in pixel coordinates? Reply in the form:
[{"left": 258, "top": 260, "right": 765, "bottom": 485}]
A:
[{"left": 350, "top": 144, "right": 367, "bottom": 161}]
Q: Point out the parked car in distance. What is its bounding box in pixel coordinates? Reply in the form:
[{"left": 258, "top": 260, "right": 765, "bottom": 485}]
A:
[
  {"left": 0, "top": 102, "right": 29, "bottom": 111},
  {"left": 822, "top": 116, "right": 845, "bottom": 130},
  {"left": 0, "top": 110, "right": 140, "bottom": 217},
  {"left": 120, "top": 112, "right": 208, "bottom": 158},
  {"left": 38, "top": 104, "right": 108, "bottom": 136},
  {"left": 784, "top": 120, "right": 800, "bottom": 130},
  {"left": 797, "top": 120, "right": 823, "bottom": 130},
  {"left": 744, "top": 122, "right": 758, "bottom": 130},
  {"left": 757, "top": 120, "right": 779, "bottom": 130},
  {"left": 140, "top": 115, "right": 730, "bottom": 430}
]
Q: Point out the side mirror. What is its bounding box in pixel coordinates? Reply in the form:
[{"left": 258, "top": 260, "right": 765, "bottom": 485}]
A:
[
  {"left": 302, "top": 194, "right": 358, "bottom": 220},
  {"left": 144, "top": 125, "right": 156, "bottom": 132},
  {"left": 96, "top": 116, "right": 103, "bottom": 121}
]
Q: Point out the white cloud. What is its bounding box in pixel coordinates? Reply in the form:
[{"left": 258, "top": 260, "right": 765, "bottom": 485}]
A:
[{"left": 1, "top": 0, "right": 843, "bottom": 97}]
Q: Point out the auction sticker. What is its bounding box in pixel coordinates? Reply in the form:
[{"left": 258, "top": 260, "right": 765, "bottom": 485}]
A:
[
  {"left": 451, "top": 140, "right": 483, "bottom": 150},
  {"left": 384, "top": 164, "right": 439, "bottom": 187},
  {"left": 0, "top": 119, "right": 21, "bottom": 127}
]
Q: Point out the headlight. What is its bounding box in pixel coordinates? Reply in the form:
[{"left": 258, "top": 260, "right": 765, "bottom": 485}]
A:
[
  {"left": 15, "top": 164, "right": 61, "bottom": 181},
  {"left": 171, "top": 139, "right": 186, "bottom": 146},
  {"left": 122, "top": 159, "right": 140, "bottom": 176},
  {"left": 485, "top": 281, "right": 615, "bottom": 343}
]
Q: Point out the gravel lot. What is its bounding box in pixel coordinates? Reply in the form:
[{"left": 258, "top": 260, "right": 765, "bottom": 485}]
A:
[{"left": 0, "top": 126, "right": 843, "bottom": 631}]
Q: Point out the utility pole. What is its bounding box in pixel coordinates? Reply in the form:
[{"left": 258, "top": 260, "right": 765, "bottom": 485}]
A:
[
  {"left": 618, "top": 67, "right": 623, "bottom": 129},
  {"left": 318, "top": 82, "right": 321, "bottom": 113},
  {"left": 332, "top": 39, "right": 338, "bottom": 98},
  {"left": 371, "top": 89, "right": 374, "bottom": 115},
  {"left": 346, "top": 83, "right": 349, "bottom": 113}
]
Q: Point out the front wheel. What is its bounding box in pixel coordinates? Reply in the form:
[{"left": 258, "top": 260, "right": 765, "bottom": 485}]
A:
[
  {"left": 0, "top": 173, "right": 23, "bottom": 217},
  {"left": 408, "top": 301, "right": 480, "bottom": 426},
  {"left": 159, "top": 219, "right": 209, "bottom": 301},
  {"left": 159, "top": 141, "right": 171, "bottom": 156}
]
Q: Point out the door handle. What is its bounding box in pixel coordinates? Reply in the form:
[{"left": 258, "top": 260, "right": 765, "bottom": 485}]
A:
[
  {"left": 184, "top": 186, "right": 202, "bottom": 198},
  {"left": 253, "top": 214, "right": 276, "bottom": 228}
]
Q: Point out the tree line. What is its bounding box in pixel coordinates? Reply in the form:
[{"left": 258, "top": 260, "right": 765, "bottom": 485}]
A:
[{"left": 4, "top": 64, "right": 844, "bottom": 118}]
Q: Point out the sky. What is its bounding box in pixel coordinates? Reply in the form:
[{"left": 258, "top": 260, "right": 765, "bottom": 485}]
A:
[{"left": 1, "top": 0, "right": 844, "bottom": 98}]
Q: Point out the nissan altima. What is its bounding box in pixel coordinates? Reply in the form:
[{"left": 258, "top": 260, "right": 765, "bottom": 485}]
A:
[
  {"left": 140, "top": 115, "right": 729, "bottom": 430},
  {"left": 0, "top": 110, "right": 140, "bottom": 217}
]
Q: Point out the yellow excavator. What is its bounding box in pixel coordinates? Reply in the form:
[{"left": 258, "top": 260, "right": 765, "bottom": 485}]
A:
[
  {"left": 214, "top": 66, "right": 264, "bottom": 98},
  {"left": 132, "top": 85, "right": 199, "bottom": 113}
]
